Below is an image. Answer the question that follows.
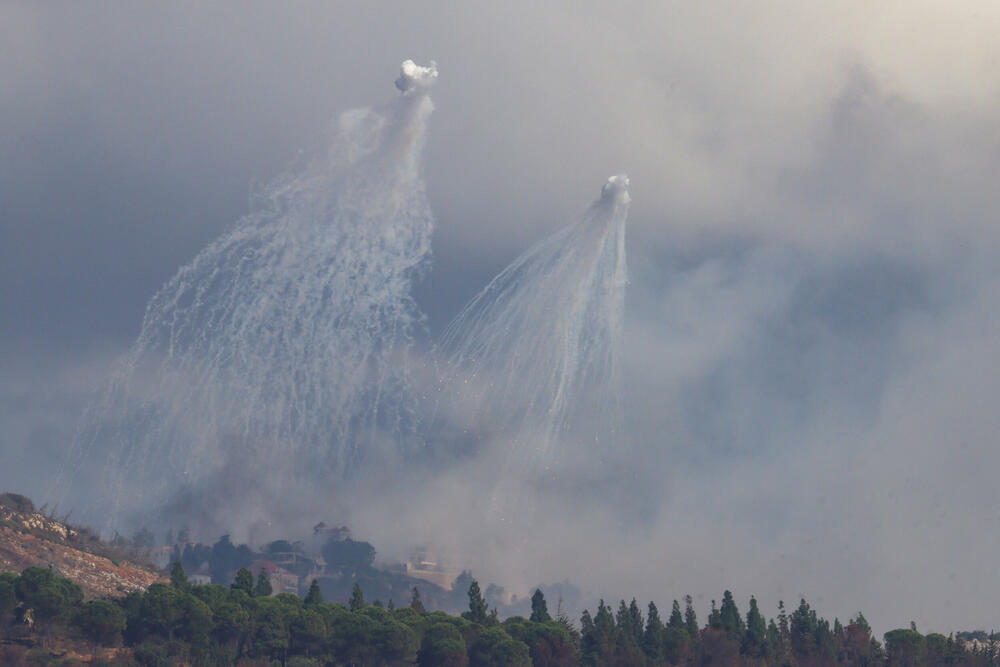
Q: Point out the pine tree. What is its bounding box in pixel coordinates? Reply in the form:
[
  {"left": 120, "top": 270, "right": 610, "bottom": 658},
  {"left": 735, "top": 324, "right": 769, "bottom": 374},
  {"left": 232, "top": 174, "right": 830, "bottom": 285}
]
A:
[
  {"left": 556, "top": 596, "right": 580, "bottom": 645},
  {"left": 463, "top": 579, "right": 488, "bottom": 624},
  {"left": 530, "top": 588, "right": 551, "bottom": 623},
  {"left": 616, "top": 600, "right": 635, "bottom": 645},
  {"left": 684, "top": 594, "right": 699, "bottom": 637},
  {"left": 593, "top": 601, "right": 616, "bottom": 664},
  {"left": 628, "top": 599, "right": 643, "bottom": 645},
  {"left": 169, "top": 560, "right": 189, "bottom": 589},
  {"left": 254, "top": 571, "right": 273, "bottom": 597},
  {"left": 580, "top": 609, "right": 599, "bottom": 666},
  {"left": 304, "top": 578, "right": 323, "bottom": 606},
  {"left": 767, "top": 619, "right": 780, "bottom": 658},
  {"left": 668, "top": 599, "right": 684, "bottom": 629},
  {"left": 708, "top": 600, "right": 721, "bottom": 629},
  {"left": 815, "top": 617, "right": 837, "bottom": 663},
  {"left": 719, "top": 590, "right": 743, "bottom": 640},
  {"left": 774, "top": 600, "right": 791, "bottom": 665},
  {"left": 231, "top": 567, "right": 254, "bottom": 596},
  {"left": 349, "top": 582, "right": 365, "bottom": 611},
  {"left": 410, "top": 586, "right": 425, "bottom": 613},
  {"left": 742, "top": 596, "right": 767, "bottom": 658},
  {"left": 790, "top": 598, "right": 817, "bottom": 660},
  {"left": 387, "top": 598, "right": 395, "bottom": 612},
  {"left": 642, "top": 601, "right": 664, "bottom": 662},
  {"left": 851, "top": 611, "right": 871, "bottom": 635}
]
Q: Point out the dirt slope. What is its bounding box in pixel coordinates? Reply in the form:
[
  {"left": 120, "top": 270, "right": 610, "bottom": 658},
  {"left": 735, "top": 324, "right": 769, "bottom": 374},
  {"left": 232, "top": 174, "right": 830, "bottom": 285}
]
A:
[{"left": 0, "top": 498, "right": 164, "bottom": 598}]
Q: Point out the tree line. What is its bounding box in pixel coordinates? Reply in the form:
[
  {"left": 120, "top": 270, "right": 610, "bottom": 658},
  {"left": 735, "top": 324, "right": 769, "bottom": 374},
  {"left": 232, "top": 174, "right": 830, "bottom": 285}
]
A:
[{"left": 2, "top": 562, "right": 998, "bottom": 665}]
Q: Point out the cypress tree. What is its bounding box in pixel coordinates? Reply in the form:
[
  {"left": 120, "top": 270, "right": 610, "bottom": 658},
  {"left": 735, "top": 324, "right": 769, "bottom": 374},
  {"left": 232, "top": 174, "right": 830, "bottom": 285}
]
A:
[
  {"left": 719, "top": 590, "right": 743, "bottom": 640},
  {"left": 628, "top": 599, "right": 643, "bottom": 645},
  {"left": 410, "top": 586, "right": 425, "bottom": 613},
  {"left": 304, "top": 578, "right": 323, "bottom": 606},
  {"left": 169, "top": 560, "right": 189, "bottom": 589},
  {"left": 708, "top": 600, "right": 721, "bottom": 629},
  {"left": 742, "top": 596, "right": 767, "bottom": 658},
  {"left": 616, "top": 600, "right": 634, "bottom": 643},
  {"left": 530, "top": 588, "right": 551, "bottom": 623},
  {"left": 790, "top": 598, "right": 817, "bottom": 660},
  {"left": 767, "top": 619, "right": 780, "bottom": 658},
  {"left": 580, "top": 609, "right": 599, "bottom": 666},
  {"left": 231, "top": 567, "right": 254, "bottom": 596},
  {"left": 349, "top": 582, "right": 365, "bottom": 611},
  {"left": 463, "top": 579, "right": 488, "bottom": 624},
  {"left": 642, "top": 601, "right": 664, "bottom": 662},
  {"left": 668, "top": 599, "right": 684, "bottom": 629},
  {"left": 777, "top": 599, "right": 790, "bottom": 659},
  {"left": 594, "top": 601, "right": 616, "bottom": 663},
  {"left": 254, "top": 571, "right": 273, "bottom": 597},
  {"left": 684, "top": 594, "right": 699, "bottom": 637}
]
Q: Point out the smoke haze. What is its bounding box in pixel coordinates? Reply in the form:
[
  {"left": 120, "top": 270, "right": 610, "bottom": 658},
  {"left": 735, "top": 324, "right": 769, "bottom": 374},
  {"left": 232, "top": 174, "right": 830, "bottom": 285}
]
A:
[{"left": 3, "top": 1, "right": 1000, "bottom": 636}]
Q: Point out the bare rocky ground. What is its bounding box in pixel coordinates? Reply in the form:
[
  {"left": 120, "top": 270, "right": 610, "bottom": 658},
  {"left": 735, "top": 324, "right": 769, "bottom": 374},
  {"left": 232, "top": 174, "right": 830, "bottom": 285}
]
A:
[
  {"left": 0, "top": 494, "right": 167, "bottom": 664},
  {"left": 0, "top": 494, "right": 164, "bottom": 598}
]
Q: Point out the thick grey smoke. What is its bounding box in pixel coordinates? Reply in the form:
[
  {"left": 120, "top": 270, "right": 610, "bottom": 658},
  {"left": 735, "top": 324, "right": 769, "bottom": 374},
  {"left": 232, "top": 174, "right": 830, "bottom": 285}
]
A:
[{"left": 3, "top": 1, "right": 1000, "bottom": 637}]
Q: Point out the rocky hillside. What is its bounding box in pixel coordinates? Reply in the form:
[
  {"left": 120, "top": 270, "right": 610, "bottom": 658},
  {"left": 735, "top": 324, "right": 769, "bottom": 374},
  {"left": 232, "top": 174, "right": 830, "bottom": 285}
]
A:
[{"left": 0, "top": 493, "right": 163, "bottom": 598}]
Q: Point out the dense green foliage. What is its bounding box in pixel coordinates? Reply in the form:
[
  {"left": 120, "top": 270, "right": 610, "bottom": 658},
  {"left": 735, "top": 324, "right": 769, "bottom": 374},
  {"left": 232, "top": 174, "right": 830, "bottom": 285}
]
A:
[{"left": 1, "top": 565, "right": 998, "bottom": 665}]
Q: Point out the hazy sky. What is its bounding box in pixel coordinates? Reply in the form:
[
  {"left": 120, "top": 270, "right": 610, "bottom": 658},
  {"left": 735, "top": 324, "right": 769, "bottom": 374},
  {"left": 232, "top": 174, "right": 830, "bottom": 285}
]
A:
[{"left": 3, "top": 1, "right": 1000, "bottom": 635}]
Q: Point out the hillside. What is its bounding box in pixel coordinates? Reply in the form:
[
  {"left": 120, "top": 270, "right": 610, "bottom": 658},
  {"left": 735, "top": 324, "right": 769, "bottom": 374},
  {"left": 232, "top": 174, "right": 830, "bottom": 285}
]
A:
[{"left": 0, "top": 493, "right": 163, "bottom": 598}]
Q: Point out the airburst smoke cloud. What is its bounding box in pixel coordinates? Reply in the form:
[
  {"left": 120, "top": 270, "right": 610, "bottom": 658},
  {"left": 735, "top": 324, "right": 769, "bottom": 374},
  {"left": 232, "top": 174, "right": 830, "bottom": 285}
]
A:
[
  {"left": 60, "top": 61, "right": 439, "bottom": 533},
  {"left": 395, "top": 59, "right": 438, "bottom": 93},
  {"left": 434, "top": 175, "right": 629, "bottom": 518}
]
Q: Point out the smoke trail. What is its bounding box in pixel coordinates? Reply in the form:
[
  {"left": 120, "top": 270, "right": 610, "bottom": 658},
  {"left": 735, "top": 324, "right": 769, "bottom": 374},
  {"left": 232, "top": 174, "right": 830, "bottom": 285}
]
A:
[
  {"left": 434, "top": 175, "right": 630, "bottom": 514},
  {"left": 60, "top": 61, "right": 439, "bottom": 534}
]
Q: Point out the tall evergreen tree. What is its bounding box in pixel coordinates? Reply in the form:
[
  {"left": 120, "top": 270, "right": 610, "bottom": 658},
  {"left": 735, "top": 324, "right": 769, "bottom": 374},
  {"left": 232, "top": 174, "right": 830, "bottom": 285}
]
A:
[
  {"left": 169, "top": 560, "right": 189, "bottom": 589},
  {"left": 463, "top": 579, "right": 488, "bottom": 624},
  {"left": 593, "top": 601, "right": 616, "bottom": 664},
  {"left": 719, "top": 590, "right": 743, "bottom": 640},
  {"left": 349, "top": 582, "right": 365, "bottom": 611},
  {"left": 742, "top": 596, "right": 767, "bottom": 658},
  {"left": 616, "top": 600, "right": 634, "bottom": 643},
  {"left": 668, "top": 599, "right": 684, "bottom": 629},
  {"left": 642, "top": 601, "right": 664, "bottom": 662},
  {"left": 774, "top": 600, "right": 792, "bottom": 664},
  {"left": 790, "top": 598, "right": 817, "bottom": 660},
  {"left": 254, "top": 571, "right": 273, "bottom": 597},
  {"left": 410, "top": 586, "right": 425, "bottom": 613},
  {"left": 231, "top": 567, "right": 254, "bottom": 596},
  {"left": 815, "top": 617, "right": 838, "bottom": 662},
  {"left": 304, "top": 579, "right": 323, "bottom": 606},
  {"left": 767, "top": 619, "right": 781, "bottom": 658},
  {"left": 684, "top": 594, "right": 699, "bottom": 637},
  {"left": 708, "top": 599, "right": 721, "bottom": 629},
  {"left": 628, "top": 599, "right": 643, "bottom": 645},
  {"left": 530, "top": 588, "right": 551, "bottom": 623},
  {"left": 580, "top": 609, "right": 599, "bottom": 666}
]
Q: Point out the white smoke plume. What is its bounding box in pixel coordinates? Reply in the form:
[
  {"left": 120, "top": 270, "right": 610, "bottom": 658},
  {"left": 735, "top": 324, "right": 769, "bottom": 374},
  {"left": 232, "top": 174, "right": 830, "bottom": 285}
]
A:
[
  {"left": 59, "top": 61, "right": 439, "bottom": 534},
  {"left": 432, "top": 175, "right": 629, "bottom": 520}
]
